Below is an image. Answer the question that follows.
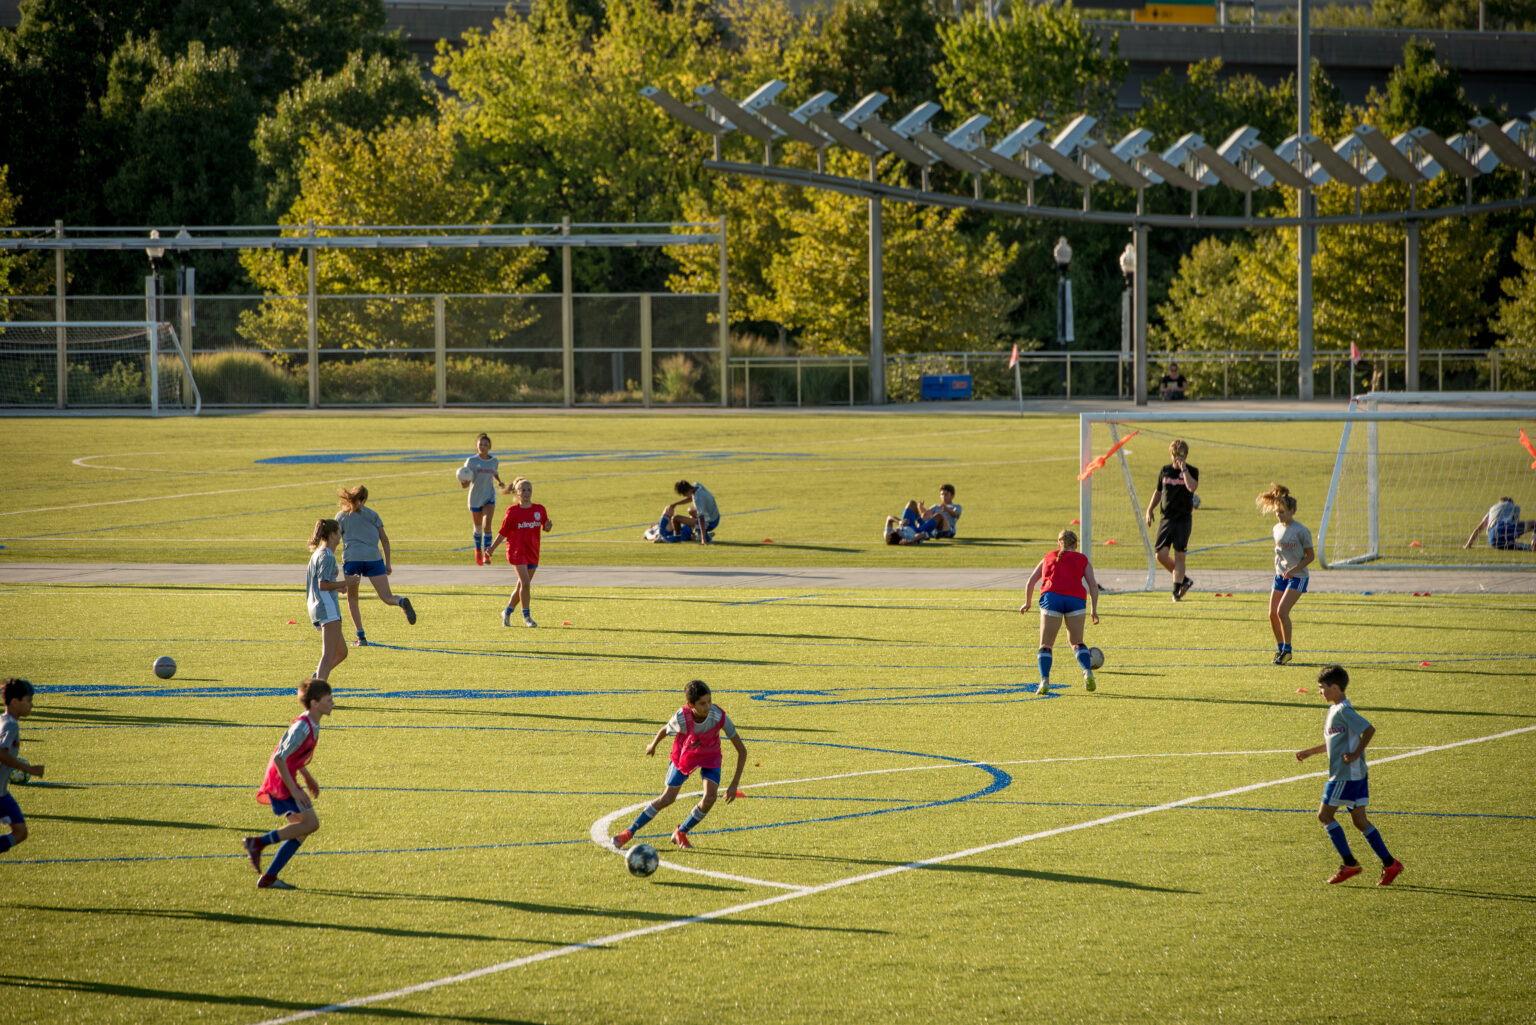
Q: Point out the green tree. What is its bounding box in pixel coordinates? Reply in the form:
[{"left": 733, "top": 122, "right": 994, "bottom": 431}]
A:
[
  {"left": 1307, "top": 0, "right": 1536, "bottom": 30},
  {"left": 1492, "top": 230, "right": 1536, "bottom": 387},
  {"left": 239, "top": 117, "right": 548, "bottom": 353},
  {"left": 803, "top": 0, "right": 946, "bottom": 115}
]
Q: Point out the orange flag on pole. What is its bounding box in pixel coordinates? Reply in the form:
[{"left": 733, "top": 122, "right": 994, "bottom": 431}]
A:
[
  {"left": 1008, "top": 343, "right": 1020, "bottom": 369},
  {"left": 1350, "top": 342, "right": 1362, "bottom": 363},
  {"left": 1078, "top": 430, "right": 1140, "bottom": 481},
  {"left": 1519, "top": 428, "right": 1536, "bottom": 469}
]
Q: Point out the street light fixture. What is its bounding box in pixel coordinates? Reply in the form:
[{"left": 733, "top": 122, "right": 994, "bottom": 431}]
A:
[
  {"left": 1119, "top": 242, "right": 1136, "bottom": 398},
  {"left": 1054, "top": 236, "right": 1072, "bottom": 394}
]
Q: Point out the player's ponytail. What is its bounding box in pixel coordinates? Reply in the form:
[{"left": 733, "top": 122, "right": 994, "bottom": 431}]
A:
[
  {"left": 1256, "top": 483, "right": 1297, "bottom": 514},
  {"left": 337, "top": 484, "right": 367, "bottom": 511},
  {"left": 1058, "top": 529, "right": 1079, "bottom": 550},
  {"left": 308, "top": 518, "right": 340, "bottom": 550}
]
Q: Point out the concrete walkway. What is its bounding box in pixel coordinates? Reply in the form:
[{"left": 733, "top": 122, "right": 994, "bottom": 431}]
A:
[{"left": 1, "top": 562, "right": 1532, "bottom": 594}]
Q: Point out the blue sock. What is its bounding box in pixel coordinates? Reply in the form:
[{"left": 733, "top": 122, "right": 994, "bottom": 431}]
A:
[
  {"left": 627, "top": 805, "right": 659, "bottom": 833},
  {"left": 1037, "top": 647, "right": 1053, "bottom": 682},
  {"left": 1282, "top": 643, "right": 1293, "bottom": 652},
  {"left": 265, "top": 837, "right": 303, "bottom": 877},
  {"left": 1074, "top": 644, "right": 1093, "bottom": 672},
  {"left": 523, "top": 606, "right": 533, "bottom": 618},
  {"left": 1362, "top": 825, "right": 1393, "bottom": 865},
  {"left": 259, "top": 829, "right": 283, "bottom": 846},
  {"left": 0, "top": 834, "right": 14, "bottom": 854},
  {"left": 505, "top": 603, "right": 515, "bottom": 614},
  {"left": 1277, "top": 642, "right": 1285, "bottom": 653},
  {"left": 1325, "top": 821, "right": 1355, "bottom": 864},
  {"left": 678, "top": 806, "right": 708, "bottom": 834}
]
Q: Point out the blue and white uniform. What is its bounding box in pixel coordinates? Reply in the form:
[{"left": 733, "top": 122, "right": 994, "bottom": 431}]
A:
[
  {"left": 1486, "top": 500, "right": 1528, "bottom": 550},
  {"left": 934, "top": 502, "right": 961, "bottom": 538},
  {"left": 1321, "top": 697, "right": 1372, "bottom": 807},
  {"left": 305, "top": 546, "right": 342, "bottom": 628},
  {"left": 688, "top": 483, "right": 721, "bottom": 533},
  {"left": 337, "top": 505, "right": 386, "bottom": 577},
  {"left": 464, "top": 454, "right": 500, "bottom": 509},
  {"left": 1273, "top": 520, "right": 1313, "bottom": 592},
  {"left": 0, "top": 711, "right": 23, "bottom": 829}
]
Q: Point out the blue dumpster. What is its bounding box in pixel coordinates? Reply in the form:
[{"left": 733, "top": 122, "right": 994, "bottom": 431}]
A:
[{"left": 920, "top": 373, "right": 972, "bottom": 400}]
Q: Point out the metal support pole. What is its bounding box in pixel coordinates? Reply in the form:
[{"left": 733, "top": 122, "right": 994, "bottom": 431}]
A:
[
  {"left": 561, "top": 217, "right": 574, "bottom": 407},
  {"left": 640, "top": 292, "right": 653, "bottom": 408},
  {"left": 434, "top": 295, "right": 447, "bottom": 408},
  {"left": 306, "top": 226, "right": 318, "bottom": 409},
  {"left": 180, "top": 266, "right": 195, "bottom": 403},
  {"left": 54, "top": 220, "right": 66, "bottom": 408},
  {"left": 1133, "top": 226, "right": 1148, "bottom": 406},
  {"left": 718, "top": 216, "right": 729, "bottom": 407},
  {"left": 1405, "top": 220, "right": 1420, "bottom": 390},
  {"left": 1297, "top": 0, "right": 1315, "bottom": 400},
  {"left": 146, "top": 276, "right": 159, "bottom": 416},
  {"left": 869, "top": 194, "right": 885, "bottom": 405}
]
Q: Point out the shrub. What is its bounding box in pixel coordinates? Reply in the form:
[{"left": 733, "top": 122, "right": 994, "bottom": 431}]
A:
[{"left": 191, "top": 349, "right": 303, "bottom": 405}]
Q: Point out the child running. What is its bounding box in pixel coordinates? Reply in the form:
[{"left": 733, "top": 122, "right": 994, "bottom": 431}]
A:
[
  {"left": 612, "top": 679, "right": 747, "bottom": 851},
  {"left": 306, "top": 518, "right": 359, "bottom": 682},
  {"left": 243, "top": 677, "right": 334, "bottom": 889},
  {"left": 1295, "top": 664, "right": 1404, "bottom": 886},
  {"left": 0, "top": 678, "right": 43, "bottom": 855},
  {"left": 1020, "top": 529, "right": 1101, "bottom": 694},
  {"left": 1258, "top": 483, "right": 1314, "bottom": 666},
  {"left": 335, "top": 485, "right": 415, "bottom": 647},
  {"left": 486, "top": 476, "right": 552, "bottom": 628},
  {"left": 461, "top": 433, "right": 505, "bottom": 565}
]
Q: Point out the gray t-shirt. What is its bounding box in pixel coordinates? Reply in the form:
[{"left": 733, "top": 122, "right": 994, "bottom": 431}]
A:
[
  {"left": 305, "top": 546, "right": 341, "bottom": 624},
  {"left": 689, "top": 483, "right": 720, "bottom": 524},
  {"left": 0, "top": 712, "right": 17, "bottom": 798},
  {"left": 337, "top": 506, "right": 385, "bottom": 564},
  {"left": 1324, "top": 698, "right": 1371, "bottom": 782},
  {"left": 1489, "top": 500, "right": 1520, "bottom": 527},
  {"left": 1273, "top": 520, "right": 1314, "bottom": 578},
  {"left": 465, "top": 455, "right": 500, "bottom": 509}
]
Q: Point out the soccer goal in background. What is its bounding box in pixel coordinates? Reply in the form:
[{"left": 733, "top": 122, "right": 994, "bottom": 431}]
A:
[
  {"left": 1079, "top": 405, "right": 1536, "bottom": 587},
  {"left": 0, "top": 321, "right": 201, "bottom": 414}
]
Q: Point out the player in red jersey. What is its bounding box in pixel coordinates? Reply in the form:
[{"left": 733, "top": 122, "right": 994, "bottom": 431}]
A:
[
  {"left": 1020, "top": 528, "right": 1102, "bottom": 695},
  {"left": 487, "top": 476, "right": 552, "bottom": 628}
]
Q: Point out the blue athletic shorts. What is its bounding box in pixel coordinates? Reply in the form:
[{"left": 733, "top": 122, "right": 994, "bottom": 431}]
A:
[
  {"left": 1039, "top": 591, "right": 1088, "bottom": 618},
  {"left": 665, "top": 763, "right": 722, "bottom": 788},
  {"left": 0, "top": 793, "right": 23, "bottom": 825},
  {"left": 1321, "top": 777, "right": 1369, "bottom": 808},
  {"left": 343, "top": 559, "right": 387, "bottom": 578},
  {"left": 269, "top": 795, "right": 306, "bottom": 817},
  {"left": 704, "top": 516, "right": 720, "bottom": 533},
  {"left": 1273, "top": 575, "right": 1310, "bottom": 593},
  {"left": 1489, "top": 522, "right": 1530, "bottom": 550}
]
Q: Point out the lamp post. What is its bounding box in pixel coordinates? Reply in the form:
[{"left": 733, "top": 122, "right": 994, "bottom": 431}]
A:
[
  {"left": 1118, "top": 242, "right": 1135, "bottom": 400},
  {"left": 145, "top": 229, "right": 165, "bottom": 323},
  {"left": 1053, "top": 236, "right": 1072, "bottom": 395}
]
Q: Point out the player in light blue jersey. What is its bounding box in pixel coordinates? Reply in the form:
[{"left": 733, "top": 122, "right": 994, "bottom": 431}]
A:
[
  {"left": 462, "top": 433, "right": 506, "bottom": 565},
  {"left": 1464, "top": 497, "right": 1535, "bottom": 552},
  {"left": 0, "top": 678, "right": 44, "bottom": 855},
  {"left": 336, "top": 484, "right": 415, "bottom": 647},
  {"left": 305, "top": 519, "right": 358, "bottom": 683},
  {"left": 1258, "top": 483, "right": 1313, "bottom": 665},
  {"left": 1295, "top": 665, "right": 1403, "bottom": 886},
  {"left": 672, "top": 480, "right": 719, "bottom": 545}
]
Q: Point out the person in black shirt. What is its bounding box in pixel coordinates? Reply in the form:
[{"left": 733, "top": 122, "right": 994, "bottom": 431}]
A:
[
  {"left": 1159, "top": 363, "right": 1187, "bottom": 400},
  {"left": 1143, "top": 438, "right": 1199, "bottom": 601}
]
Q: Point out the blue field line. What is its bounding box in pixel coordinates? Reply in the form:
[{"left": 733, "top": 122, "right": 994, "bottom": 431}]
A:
[
  {"left": 36, "top": 781, "right": 918, "bottom": 805},
  {"left": 722, "top": 593, "right": 825, "bottom": 607},
  {"left": 975, "top": 798, "right": 1536, "bottom": 822}
]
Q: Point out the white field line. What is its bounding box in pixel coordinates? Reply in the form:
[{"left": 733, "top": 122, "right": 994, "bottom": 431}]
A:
[
  {"left": 589, "top": 799, "right": 807, "bottom": 891},
  {"left": 250, "top": 724, "right": 1536, "bottom": 1025}
]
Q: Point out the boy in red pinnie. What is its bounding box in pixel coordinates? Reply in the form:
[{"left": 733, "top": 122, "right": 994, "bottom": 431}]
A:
[
  {"left": 242, "top": 677, "right": 333, "bottom": 889},
  {"left": 612, "top": 679, "right": 747, "bottom": 850}
]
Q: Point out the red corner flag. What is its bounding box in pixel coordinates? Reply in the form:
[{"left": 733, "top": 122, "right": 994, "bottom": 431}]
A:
[
  {"left": 1520, "top": 428, "right": 1536, "bottom": 469},
  {"left": 1350, "top": 342, "right": 1362, "bottom": 363},
  {"left": 1008, "top": 343, "right": 1020, "bottom": 369},
  {"left": 1078, "top": 429, "right": 1140, "bottom": 482}
]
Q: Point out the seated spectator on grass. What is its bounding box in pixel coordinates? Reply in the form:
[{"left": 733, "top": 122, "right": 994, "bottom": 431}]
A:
[
  {"left": 920, "top": 484, "right": 962, "bottom": 539},
  {"left": 883, "top": 500, "right": 950, "bottom": 546},
  {"left": 1159, "top": 362, "right": 1187, "bottom": 401},
  {"left": 644, "top": 500, "right": 701, "bottom": 543}
]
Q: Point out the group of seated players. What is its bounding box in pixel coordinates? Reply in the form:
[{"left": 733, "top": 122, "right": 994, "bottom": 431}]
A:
[{"left": 883, "top": 484, "right": 963, "bottom": 546}]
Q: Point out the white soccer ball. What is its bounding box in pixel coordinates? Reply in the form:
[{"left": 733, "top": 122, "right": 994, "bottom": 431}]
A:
[
  {"left": 153, "top": 655, "right": 177, "bottom": 680},
  {"left": 455, "top": 465, "right": 475, "bottom": 484},
  {"left": 8, "top": 768, "right": 28, "bottom": 786},
  {"left": 626, "top": 843, "right": 660, "bottom": 877},
  {"left": 1088, "top": 646, "right": 1105, "bottom": 670},
  {"left": 1191, "top": 493, "right": 1201, "bottom": 509}
]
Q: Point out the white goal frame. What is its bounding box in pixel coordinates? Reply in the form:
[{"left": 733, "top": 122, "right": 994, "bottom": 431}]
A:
[
  {"left": 1079, "top": 407, "right": 1536, "bottom": 587},
  {"left": 0, "top": 320, "right": 202, "bottom": 415}
]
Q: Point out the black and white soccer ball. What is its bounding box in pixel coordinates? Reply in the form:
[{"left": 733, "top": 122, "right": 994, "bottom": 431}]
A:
[
  {"left": 8, "top": 768, "right": 28, "bottom": 786},
  {"left": 1088, "top": 647, "right": 1105, "bottom": 671},
  {"left": 626, "top": 843, "right": 660, "bottom": 877},
  {"left": 153, "top": 655, "right": 176, "bottom": 680}
]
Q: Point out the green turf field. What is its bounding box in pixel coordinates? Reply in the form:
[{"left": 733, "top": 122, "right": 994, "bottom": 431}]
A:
[{"left": 2, "top": 582, "right": 1534, "bottom": 1024}]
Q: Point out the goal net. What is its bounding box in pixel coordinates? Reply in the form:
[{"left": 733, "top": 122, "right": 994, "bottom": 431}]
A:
[
  {"left": 0, "top": 321, "right": 201, "bottom": 413},
  {"left": 1080, "top": 406, "right": 1536, "bottom": 587}
]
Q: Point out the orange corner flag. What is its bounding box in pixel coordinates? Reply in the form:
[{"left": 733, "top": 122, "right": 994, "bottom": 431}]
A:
[
  {"left": 1008, "top": 343, "right": 1020, "bottom": 370},
  {"left": 1520, "top": 428, "right": 1536, "bottom": 469},
  {"left": 1078, "top": 429, "right": 1140, "bottom": 482}
]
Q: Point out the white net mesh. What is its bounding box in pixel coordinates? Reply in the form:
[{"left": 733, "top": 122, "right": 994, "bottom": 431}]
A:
[
  {"left": 0, "top": 321, "right": 199, "bottom": 411},
  {"left": 1083, "top": 410, "right": 1535, "bottom": 583}
]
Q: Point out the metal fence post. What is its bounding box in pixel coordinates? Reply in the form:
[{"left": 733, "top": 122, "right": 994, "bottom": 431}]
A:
[
  {"left": 1065, "top": 352, "right": 1072, "bottom": 399},
  {"left": 434, "top": 295, "right": 446, "bottom": 407},
  {"left": 306, "top": 222, "right": 318, "bottom": 409},
  {"left": 561, "top": 217, "right": 574, "bottom": 408},
  {"left": 640, "top": 293, "right": 653, "bottom": 408},
  {"left": 54, "top": 220, "right": 66, "bottom": 408},
  {"left": 180, "top": 266, "right": 195, "bottom": 404},
  {"left": 145, "top": 276, "right": 159, "bottom": 415},
  {"left": 718, "top": 215, "right": 730, "bottom": 407}
]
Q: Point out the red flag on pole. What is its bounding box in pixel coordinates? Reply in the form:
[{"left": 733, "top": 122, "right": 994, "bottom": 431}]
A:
[
  {"left": 1519, "top": 428, "right": 1536, "bottom": 469},
  {"left": 1078, "top": 430, "right": 1140, "bottom": 481},
  {"left": 1350, "top": 342, "right": 1362, "bottom": 363},
  {"left": 1008, "top": 343, "right": 1019, "bottom": 369}
]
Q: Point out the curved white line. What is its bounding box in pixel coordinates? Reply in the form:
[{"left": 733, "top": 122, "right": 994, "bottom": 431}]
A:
[{"left": 589, "top": 796, "right": 805, "bottom": 891}]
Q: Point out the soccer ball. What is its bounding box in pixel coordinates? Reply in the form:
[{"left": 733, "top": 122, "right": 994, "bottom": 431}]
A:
[
  {"left": 1088, "top": 647, "right": 1105, "bottom": 670},
  {"left": 455, "top": 465, "right": 475, "bottom": 484},
  {"left": 1191, "top": 493, "right": 1202, "bottom": 509},
  {"left": 8, "top": 768, "right": 27, "bottom": 786},
  {"left": 626, "top": 843, "right": 660, "bottom": 877},
  {"left": 153, "top": 655, "right": 176, "bottom": 680}
]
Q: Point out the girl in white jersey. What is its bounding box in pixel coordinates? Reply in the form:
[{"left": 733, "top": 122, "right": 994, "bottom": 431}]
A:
[
  {"left": 461, "top": 433, "right": 506, "bottom": 565},
  {"left": 305, "top": 519, "right": 358, "bottom": 683},
  {"left": 1257, "top": 483, "right": 1314, "bottom": 666}
]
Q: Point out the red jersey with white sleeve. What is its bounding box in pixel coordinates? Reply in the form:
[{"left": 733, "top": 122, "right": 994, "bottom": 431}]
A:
[
  {"left": 1040, "top": 549, "right": 1089, "bottom": 599},
  {"left": 257, "top": 714, "right": 318, "bottom": 804},
  {"left": 498, "top": 503, "right": 548, "bottom": 565},
  {"left": 669, "top": 704, "right": 733, "bottom": 772}
]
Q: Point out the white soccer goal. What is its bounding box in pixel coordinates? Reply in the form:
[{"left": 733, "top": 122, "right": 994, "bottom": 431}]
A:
[
  {"left": 1080, "top": 406, "right": 1536, "bottom": 587},
  {"left": 0, "top": 321, "right": 201, "bottom": 414}
]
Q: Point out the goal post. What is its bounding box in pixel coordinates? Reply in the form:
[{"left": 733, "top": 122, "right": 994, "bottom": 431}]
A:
[
  {"left": 1080, "top": 408, "right": 1536, "bottom": 587},
  {"left": 0, "top": 321, "right": 202, "bottom": 414}
]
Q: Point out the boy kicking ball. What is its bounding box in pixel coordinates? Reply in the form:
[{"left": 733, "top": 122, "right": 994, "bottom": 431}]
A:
[
  {"left": 1295, "top": 665, "right": 1404, "bottom": 886},
  {"left": 613, "top": 679, "right": 747, "bottom": 851}
]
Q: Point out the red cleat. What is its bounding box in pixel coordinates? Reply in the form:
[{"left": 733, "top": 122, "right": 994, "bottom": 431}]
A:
[
  {"left": 611, "top": 829, "right": 632, "bottom": 850},
  {"left": 671, "top": 829, "right": 692, "bottom": 849},
  {"left": 1326, "top": 864, "right": 1363, "bottom": 884},
  {"left": 242, "top": 836, "right": 265, "bottom": 873},
  {"left": 475, "top": 549, "right": 485, "bottom": 565},
  {"left": 1377, "top": 860, "right": 1404, "bottom": 886}
]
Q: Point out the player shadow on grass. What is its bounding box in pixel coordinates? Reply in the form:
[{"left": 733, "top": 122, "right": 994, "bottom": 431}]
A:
[
  {"left": 703, "top": 850, "right": 1193, "bottom": 894},
  {"left": 26, "top": 812, "right": 243, "bottom": 832},
  {"left": 1379, "top": 885, "right": 1536, "bottom": 904},
  {"left": 30, "top": 706, "right": 244, "bottom": 727},
  {"left": 1096, "top": 692, "right": 1536, "bottom": 718},
  {"left": 7, "top": 903, "right": 511, "bottom": 944},
  {"left": 339, "top": 703, "right": 834, "bottom": 734},
  {"left": 0, "top": 973, "right": 538, "bottom": 1023}
]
